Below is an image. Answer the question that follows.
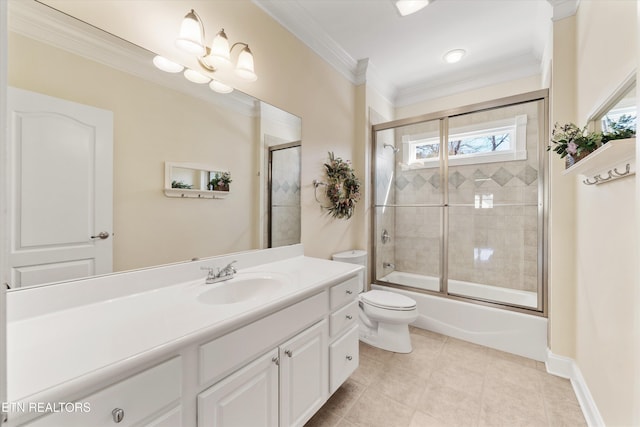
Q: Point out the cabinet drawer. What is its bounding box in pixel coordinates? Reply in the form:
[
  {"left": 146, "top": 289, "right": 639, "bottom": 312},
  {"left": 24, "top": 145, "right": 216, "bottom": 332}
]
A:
[
  {"left": 200, "top": 291, "right": 327, "bottom": 385},
  {"left": 25, "top": 357, "right": 181, "bottom": 427},
  {"left": 329, "top": 276, "right": 359, "bottom": 309},
  {"left": 329, "top": 325, "right": 359, "bottom": 394},
  {"left": 145, "top": 406, "right": 182, "bottom": 427},
  {"left": 330, "top": 300, "right": 358, "bottom": 337}
]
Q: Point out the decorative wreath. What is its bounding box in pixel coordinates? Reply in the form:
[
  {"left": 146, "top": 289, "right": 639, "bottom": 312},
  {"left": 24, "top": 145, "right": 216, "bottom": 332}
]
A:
[{"left": 323, "top": 152, "right": 361, "bottom": 219}]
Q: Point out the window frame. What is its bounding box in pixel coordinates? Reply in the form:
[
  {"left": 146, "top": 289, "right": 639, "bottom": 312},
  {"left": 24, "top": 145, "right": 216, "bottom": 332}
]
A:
[{"left": 402, "top": 114, "right": 528, "bottom": 169}]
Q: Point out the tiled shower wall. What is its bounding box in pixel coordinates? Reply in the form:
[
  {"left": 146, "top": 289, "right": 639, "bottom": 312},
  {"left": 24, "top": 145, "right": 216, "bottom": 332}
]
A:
[
  {"left": 378, "top": 100, "right": 541, "bottom": 293},
  {"left": 271, "top": 146, "right": 301, "bottom": 247}
]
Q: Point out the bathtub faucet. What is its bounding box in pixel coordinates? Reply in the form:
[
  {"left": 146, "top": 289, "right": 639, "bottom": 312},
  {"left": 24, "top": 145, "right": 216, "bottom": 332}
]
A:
[{"left": 383, "top": 262, "right": 395, "bottom": 269}]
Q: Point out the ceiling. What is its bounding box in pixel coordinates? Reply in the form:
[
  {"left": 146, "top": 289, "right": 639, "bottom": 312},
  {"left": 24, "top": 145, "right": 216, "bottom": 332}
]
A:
[{"left": 254, "top": 0, "right": 557, "bottom": 107}]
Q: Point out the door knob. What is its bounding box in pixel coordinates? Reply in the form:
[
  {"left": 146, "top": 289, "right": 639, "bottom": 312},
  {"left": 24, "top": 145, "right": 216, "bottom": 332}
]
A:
[{"left": 90, "top": 231, "right": 110, "bottom": 240}]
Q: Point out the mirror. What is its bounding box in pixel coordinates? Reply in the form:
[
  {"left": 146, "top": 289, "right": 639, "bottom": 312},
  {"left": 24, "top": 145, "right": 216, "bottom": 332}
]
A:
[
  {"left": 5, "top": 0, "right": 302, "bottom": 289},
  {"left": 590, "top": 74, "right": 637, "bottom": 134}
]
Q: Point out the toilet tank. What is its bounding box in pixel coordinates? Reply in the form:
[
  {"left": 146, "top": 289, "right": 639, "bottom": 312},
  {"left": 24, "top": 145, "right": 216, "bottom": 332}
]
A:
[{"left": 332, "top": 250, "right": 366, "bottom": 292}]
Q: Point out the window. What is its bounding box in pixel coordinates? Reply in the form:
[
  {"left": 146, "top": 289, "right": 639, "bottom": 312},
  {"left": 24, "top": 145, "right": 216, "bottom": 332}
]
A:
[
  {"left": 599, "top": 85, "right": 636, "bottom": 133},
  {"left": 591, "top": 78, "right": 636, "bottom": 135},
  {"left": 403, "top": 115, "right": 528, "bottom": 168}
]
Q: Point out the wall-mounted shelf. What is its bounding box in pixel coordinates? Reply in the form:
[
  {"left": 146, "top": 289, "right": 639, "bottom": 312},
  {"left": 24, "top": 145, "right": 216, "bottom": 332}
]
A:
[
  {"left": 563, "top": 138, "right": 636, "bottom": 185},
  {"left": 164, "top": 161, "right": 230, "bottom": 199},
  {"left": 164, "top": 188, "right": 230, "bottom": 199}
]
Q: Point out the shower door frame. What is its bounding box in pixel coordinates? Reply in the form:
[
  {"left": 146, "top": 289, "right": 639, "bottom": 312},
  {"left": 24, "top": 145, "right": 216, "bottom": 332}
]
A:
[{"left": 371, "top": 89, "right": 549, "bottom": 317}]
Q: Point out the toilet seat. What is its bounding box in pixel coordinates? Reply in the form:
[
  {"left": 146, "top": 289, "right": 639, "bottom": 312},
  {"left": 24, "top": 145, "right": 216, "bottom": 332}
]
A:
[{"left": 361, "top": 290, "right": 416, "bottom": 311}]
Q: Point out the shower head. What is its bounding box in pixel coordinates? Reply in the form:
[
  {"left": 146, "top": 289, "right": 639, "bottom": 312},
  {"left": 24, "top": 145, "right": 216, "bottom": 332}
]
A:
[{"left": 383, "top": 143, "right": 400, "bottom": 153}]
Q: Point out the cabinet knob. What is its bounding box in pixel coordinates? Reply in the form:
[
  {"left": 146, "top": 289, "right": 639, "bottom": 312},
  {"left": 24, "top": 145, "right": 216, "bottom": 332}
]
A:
[
  {"left": 346, "top": 290, "right": 353, "bottom": 295},
  {"left": 272, "top": 356, "right": 279, "bottom": 366},
  {"left": 285, "top": 349, "right": 293, "bottom": 357},
  {"left": 346, "top": 315, "right": 353, "bottom": 320},
  {"left": 112, "top": 408, "right": 125, "bottom": 423},
  {"left": 346, "top": 355, "right": 353, "bottom": 361}
]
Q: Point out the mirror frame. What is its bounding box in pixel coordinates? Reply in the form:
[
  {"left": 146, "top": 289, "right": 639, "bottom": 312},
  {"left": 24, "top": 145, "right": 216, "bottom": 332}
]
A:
[{"left": 587, "top": 70, "right": 637, "bottom": 132}]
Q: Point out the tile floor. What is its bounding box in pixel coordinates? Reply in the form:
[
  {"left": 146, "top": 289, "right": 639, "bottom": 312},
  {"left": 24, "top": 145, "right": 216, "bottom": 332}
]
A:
[{"left": 306, "top": 327, "right": 586, "bottom": 427}]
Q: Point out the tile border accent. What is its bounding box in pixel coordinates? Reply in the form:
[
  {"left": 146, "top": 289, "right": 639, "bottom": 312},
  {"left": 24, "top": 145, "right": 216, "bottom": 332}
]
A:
[{"left": 545, "top": 348, "right": 604, "bottom": 427}]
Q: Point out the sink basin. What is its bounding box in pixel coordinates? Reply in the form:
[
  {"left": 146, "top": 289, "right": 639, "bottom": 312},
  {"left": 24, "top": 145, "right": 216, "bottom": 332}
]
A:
[{"left": 196, "top": 272, "right": 290, "bottom": 305}]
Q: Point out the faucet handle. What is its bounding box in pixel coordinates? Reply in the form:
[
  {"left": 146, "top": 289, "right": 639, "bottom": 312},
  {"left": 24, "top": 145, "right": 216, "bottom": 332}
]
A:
[
  {"left": 200, "top": 266, "right": 217, "bottom": 276},
  {"left": 225, "top": 260, "right": 238, "bottom": 273}
]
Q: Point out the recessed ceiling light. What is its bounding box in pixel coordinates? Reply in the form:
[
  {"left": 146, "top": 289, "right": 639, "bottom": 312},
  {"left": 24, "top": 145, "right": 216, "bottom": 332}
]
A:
[
  {"left": 443, "top": 49, "right": 466, "bottom": 64},
  {"left": 394, "top": 0, "right": 430, "bottom": 17}
]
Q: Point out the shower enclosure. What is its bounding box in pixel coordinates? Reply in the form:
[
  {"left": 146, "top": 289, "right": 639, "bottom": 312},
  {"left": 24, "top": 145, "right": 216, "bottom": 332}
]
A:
[
  {"left": 268, "top": 143, "right": 301, "bottom": 248},
  {"left": 372, "top": 91, "right": 548, "bottom": 314}
]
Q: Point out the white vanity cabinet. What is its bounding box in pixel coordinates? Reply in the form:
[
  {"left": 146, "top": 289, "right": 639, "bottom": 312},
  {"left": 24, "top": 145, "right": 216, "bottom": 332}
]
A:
[
  {"left": 7, "top": 251, "right": 364, "bottom": 427},
  {"left": 328, "top": 278, "right": 360, "bottom": 394},
  {"left": 198, "top": 320, "right": 328, "bottom": 427},
  {"left": 22, "top": 357, "right": 182, "bottom": 427}
]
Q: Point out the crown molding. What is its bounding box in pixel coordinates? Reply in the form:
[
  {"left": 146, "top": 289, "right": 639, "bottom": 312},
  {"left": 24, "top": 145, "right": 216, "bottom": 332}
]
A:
[
  {"left": 547, "top": 0, "right": 579, "bottom": 21},
  {"left": 252, "top": 0, "right": 358, "bottom": 82},
  {"left": 8, "top": 0, "right": 259, "bottom": 117},
  {"left": 253, "top": 0, "right": 550, "bottom": 109}
]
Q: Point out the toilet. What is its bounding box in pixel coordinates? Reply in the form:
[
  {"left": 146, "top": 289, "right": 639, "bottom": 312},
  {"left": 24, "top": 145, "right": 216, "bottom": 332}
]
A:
[{"left": 332, "top": 250, "right": 418, "bottom": 353}]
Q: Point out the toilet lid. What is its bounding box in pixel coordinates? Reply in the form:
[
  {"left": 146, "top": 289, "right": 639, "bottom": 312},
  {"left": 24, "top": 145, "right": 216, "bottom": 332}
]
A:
[{"left": 361, "top": 290, "right": 416, "bottom": 311}]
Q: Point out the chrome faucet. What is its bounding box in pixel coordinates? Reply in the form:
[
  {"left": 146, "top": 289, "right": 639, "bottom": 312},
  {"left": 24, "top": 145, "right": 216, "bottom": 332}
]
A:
[{"left": 201, "top": 260, "right": 238, "bottom": 284}]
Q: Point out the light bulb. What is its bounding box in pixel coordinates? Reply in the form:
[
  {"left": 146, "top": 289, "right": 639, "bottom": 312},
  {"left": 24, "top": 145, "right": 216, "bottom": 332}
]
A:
[
  {"left": 208, "top": 29, "right": 231, "bottom": 67},
  {"left": 175, "top": 9, "right": 205, "bottom": 56},
  {"left": 235, "top": 46, "right": 257, "bottom": 81}
]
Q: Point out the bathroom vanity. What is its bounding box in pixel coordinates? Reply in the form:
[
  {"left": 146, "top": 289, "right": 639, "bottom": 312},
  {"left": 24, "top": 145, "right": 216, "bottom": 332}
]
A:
[{"left": 5, "top": 245, "right": 362, "bottom": 426}]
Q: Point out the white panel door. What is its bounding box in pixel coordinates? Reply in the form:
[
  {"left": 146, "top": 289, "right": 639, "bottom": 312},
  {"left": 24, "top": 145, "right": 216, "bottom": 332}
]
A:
[
  {"left": 198, "top": 349, "right": 279, "bottom": 427},
  {"left": 279, "top": 320, "right": 328, "bottom": 427},
  {"left": 6, "top": 87, "right": 113, "bottom": 288}
]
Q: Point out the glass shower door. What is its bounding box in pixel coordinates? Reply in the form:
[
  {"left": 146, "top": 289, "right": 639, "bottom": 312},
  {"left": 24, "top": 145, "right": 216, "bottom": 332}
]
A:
[
  {"left": 445, "top": 100, "right": 544, "bottom": 309},
  {"left": 373, "top": 120, "right": 443, "bottom": 293},
  {"left": 268, "top": 143, "right": 301, "bottom": 248}
]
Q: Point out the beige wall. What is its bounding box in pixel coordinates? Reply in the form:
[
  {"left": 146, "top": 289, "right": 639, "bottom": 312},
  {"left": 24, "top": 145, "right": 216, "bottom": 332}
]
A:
[
  {"left": 40, "top": 0, "right": 361, "bottom": 260},
  {"left": 571, "top": 1, "right": 638, "bottom": 424},
  {"left": 395, "top": 75, "right": 542, "bottom": 120},
  {"left": 548, "top": 15, "right": 578, "bottom": 360},
  {"left": 9, "top": 33, "right": 259, "bottom": 272}
]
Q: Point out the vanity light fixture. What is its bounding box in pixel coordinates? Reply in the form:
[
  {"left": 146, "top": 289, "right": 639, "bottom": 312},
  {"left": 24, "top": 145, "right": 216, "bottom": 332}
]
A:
[
  {"left": 443, "top": 49, "right": 466, "bottom": 64},
  {"left": 394, "top": 0, "right": 431, "bottom": 17},
  {"left": 153, "top": 8, "right": 257, "bottom": 94}
]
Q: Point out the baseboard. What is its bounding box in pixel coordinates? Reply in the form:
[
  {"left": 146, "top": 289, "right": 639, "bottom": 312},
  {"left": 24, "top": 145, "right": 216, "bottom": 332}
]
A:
[{"left": 546, "top": 348, "right": 605, "bottom": 427}]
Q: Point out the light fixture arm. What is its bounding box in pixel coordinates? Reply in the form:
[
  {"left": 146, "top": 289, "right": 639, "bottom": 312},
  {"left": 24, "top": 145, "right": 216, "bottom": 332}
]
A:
[
  {"left": 198, "top": 51, "right": 217, "bottom": 73},
  {"left": 230, "top": 42, "right": 250, "bottom": 52}
]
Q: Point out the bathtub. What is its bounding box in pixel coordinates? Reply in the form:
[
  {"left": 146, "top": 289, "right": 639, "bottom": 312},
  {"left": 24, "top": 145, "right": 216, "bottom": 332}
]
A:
[
  {"left": 379, "top": 271, "right": 538, "bottom": 308},
  {"left": 374, "top": 271, "right": 547, "bottom": 361}
]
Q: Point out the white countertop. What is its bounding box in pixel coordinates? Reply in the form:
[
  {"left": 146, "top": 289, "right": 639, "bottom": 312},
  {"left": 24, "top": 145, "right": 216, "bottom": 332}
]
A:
[{"left": 7, "top": 254, "right": 362, "bottom": 404}]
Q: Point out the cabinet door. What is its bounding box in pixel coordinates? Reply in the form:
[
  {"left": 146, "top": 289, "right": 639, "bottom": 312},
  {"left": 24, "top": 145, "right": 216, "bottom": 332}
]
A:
[
  {"left": 279, "top": 320, "right": 328, "bottom": 427},
  {"left": 329, "top": 325, "right": 360, "bottom": 394},
  {"left": 198, "top": 349, "right": 279, "bottom": 427}
]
